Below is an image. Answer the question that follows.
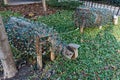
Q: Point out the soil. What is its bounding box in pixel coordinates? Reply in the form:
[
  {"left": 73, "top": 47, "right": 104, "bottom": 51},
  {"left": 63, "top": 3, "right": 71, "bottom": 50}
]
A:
[
  {"left": 0, "top": 2, "right": 58, "bottom": 80},
  {"left": 0, "top": 58, "right": 56, "bottom": 80},
  {"left": 0, "top": 65, "right": 56, "bottom": 80}
]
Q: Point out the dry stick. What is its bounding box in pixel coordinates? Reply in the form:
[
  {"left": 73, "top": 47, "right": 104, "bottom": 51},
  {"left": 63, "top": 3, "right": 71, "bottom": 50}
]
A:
[{"left": 35, "top": 36, "right": 42, "bottom": 69}]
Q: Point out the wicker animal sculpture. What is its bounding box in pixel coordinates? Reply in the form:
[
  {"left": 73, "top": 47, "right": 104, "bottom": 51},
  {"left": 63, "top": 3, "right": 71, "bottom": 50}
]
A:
[
  {"left": 73, "top": 6, "right": 118, "bottom": 33},
  {"left": 5, "top": 17, "right": 80, "bottom": 68}
]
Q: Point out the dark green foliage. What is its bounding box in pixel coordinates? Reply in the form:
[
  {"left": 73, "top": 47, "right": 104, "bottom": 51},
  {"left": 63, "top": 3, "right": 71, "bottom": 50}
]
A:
[
  {"left": 0, "top": 11, "right": 21, "bottom": 23},
  {"left": 37, "top": 10, "right": 75, "bottom": 33},
  {"left": 1, "top": 10, "right": 120, "bottom": 79},
  {"left": 47, "top": 0, "right": 83, "bottom": 10},
  {"left": 109, "top": 0, "right": 120, "bottom": 6},
  {"left": 86, "top": 0, "right": 120, "bottom": 6}
]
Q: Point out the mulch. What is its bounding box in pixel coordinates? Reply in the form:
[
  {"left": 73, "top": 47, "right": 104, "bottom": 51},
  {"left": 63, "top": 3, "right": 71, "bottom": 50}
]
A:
[{"left": 0, "top": 2, "right": 58, "bottom": 18}]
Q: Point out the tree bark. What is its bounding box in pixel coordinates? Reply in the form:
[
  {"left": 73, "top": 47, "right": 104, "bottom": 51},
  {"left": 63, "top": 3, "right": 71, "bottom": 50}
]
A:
[{"left": 0, "top": 16, "right": 18, "bottom": 79}]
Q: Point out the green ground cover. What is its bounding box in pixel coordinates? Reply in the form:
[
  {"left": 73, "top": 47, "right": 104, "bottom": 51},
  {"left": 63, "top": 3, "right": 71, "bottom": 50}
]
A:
[{"left": 0, "top": 10, "right": 120, "bottom": 79}]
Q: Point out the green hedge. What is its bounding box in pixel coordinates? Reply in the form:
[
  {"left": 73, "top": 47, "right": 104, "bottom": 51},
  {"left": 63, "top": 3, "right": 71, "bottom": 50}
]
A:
[
  {"left": 47, "top": 0, "right": 83, "bottom": 10},
  {"left": 109, "top": 0, "right": 120, "bottom": 6},
  {"left": 85, "top": 0, "right": 120, "bottom": 6}
]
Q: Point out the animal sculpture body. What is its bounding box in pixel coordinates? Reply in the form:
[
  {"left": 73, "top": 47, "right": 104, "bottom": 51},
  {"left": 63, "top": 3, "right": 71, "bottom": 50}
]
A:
[
  {"left": 5, "top": 17, "right": 80, "bottom": 61},
  {"left": 74, "top": 6, "right": 118, "bottom": 33}
]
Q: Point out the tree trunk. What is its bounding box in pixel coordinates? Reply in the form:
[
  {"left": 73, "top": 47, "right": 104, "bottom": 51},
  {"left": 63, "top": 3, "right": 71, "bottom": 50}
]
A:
[{"left": 0, "top": 16, "right": 18, "bottom": 79}]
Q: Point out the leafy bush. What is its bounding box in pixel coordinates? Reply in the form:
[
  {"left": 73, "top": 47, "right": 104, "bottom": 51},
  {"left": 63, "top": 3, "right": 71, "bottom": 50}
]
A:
[
  {"left": 108, "top": 0, "right": 120, "bottom": 6},
  {"left": 47, "top": 0, "right": 83, "bottom": 10}
]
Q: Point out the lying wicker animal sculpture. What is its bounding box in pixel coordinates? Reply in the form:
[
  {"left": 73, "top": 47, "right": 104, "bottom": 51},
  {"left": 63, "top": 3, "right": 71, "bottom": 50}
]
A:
[
  {"left": 5, "top": 17, "right": 80, "bottom": 68},
  {"left": 73, "top": 6, "right": 118, "bottom": 33}
]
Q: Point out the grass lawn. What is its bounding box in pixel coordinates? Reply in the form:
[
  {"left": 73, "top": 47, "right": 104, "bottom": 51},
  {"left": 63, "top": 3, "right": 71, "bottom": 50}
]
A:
[{"left": 1, "top": 10, "right": 120, "bottom": 79}]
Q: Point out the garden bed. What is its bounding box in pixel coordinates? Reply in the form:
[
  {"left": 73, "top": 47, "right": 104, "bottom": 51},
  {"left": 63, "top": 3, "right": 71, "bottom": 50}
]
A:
[
  {"left": 0, "top": 3, "right": 120, "bottom": 79},
  {"left": 0, "top": 2, "right": 57, "bottom": 18}
]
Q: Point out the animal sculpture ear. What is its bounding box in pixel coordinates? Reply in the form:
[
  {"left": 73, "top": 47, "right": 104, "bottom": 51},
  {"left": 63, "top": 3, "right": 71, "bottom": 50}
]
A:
[
  {"left": 68, "top": 43, "right": 80, "bottom": 49},
  {"left": 68, "top": 43, "right": 80, "bottom": 59}
]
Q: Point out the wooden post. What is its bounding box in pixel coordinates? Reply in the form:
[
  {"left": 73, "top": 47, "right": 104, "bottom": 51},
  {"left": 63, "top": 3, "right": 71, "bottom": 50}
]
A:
[
  {"left": 0, "top": 16, "right": 18, "bottom": 79},
  {"left": 35, "top": 36, "right": 42, "bottom": 69},
  {"left": 50, "top": 47, "right": 55, "bottom": 61},
  {"left": 48, "top": 37, "right": 55, "bottom": 61},
  {"left": 42, "top": 0, "right": 47, "bottom": 15},
  {"left": 80, "top": 20, "right": 85, "bottom": 33},
  {"left": 113, "top": 15, "right": 118, "bottom": 25}
]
